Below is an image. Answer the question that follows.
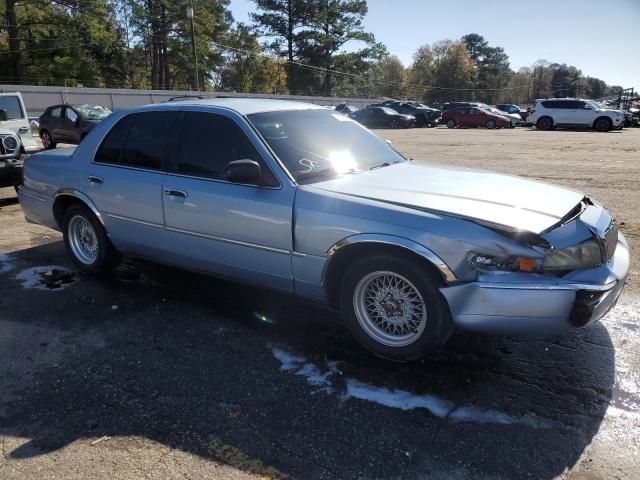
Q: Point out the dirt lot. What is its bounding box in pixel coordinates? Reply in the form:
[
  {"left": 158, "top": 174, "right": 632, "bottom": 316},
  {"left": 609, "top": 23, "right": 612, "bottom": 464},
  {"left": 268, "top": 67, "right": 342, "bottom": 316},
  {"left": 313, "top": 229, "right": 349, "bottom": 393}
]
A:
[{"left": 0, "top": 127, "right": 639, "bottom": 480}]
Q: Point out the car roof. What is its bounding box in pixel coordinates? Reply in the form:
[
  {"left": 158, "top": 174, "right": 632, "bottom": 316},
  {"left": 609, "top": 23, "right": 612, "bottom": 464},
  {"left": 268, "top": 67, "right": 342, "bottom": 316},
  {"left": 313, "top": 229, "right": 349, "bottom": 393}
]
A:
[{"left": 148, "top": 97, "right": 327, "bottom": 115}]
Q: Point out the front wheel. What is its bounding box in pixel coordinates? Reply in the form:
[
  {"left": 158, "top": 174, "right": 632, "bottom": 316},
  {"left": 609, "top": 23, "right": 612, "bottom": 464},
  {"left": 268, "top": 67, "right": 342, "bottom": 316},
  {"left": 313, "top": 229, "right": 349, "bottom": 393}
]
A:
[
  {"left": 340, "top": 254, "right": 453, "bottom": 361},
  {"left": 390, "top": 119, "right": 399, "bottom": 129},
  {"left": 486, "top": 120, "right": 496, "bottom": 129},
  {"left": 594, "top": 117, "right": 612, "bottom": 132},
  {"left": 446, "top": 119, "right": 456, "bottom": 128},
  {"left": 63, "top": 205, "right": 120, "bottom": 273}
]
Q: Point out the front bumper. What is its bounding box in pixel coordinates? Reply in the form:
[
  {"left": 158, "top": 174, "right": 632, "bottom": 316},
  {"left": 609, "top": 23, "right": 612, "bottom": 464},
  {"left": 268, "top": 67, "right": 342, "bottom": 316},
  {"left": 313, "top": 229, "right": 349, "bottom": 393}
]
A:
[
  {"left": 440, "top": 233, "right": 629, "bottom": 336},
  {"left": 0, "top": 158, "right": 23, "bottom": 187}
]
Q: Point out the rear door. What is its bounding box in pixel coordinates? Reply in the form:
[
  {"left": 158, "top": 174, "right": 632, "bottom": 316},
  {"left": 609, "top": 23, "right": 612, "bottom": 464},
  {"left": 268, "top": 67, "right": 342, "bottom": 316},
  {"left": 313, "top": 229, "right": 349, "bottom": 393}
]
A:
[
  {"left": 162, "top": 109, "right": 295, "bottom": 291},
  {"left": 87, "top": 110, "right": 179, "bottom": 257},
  {"left": 550, "top": 101, "right": 574, "bottom": 125}
]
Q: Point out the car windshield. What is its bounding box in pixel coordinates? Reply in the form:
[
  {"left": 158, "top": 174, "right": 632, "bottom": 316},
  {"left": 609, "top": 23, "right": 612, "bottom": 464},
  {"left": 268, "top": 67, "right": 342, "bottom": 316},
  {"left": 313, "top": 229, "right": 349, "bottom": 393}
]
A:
[
  {"left": 248, "top": 109, "right": 406, "bottom": 184},
  {"left": 0, "top": 96, "right": 24, "bottom": 120},
  {"left": 586, "top": 100, "right": 601, "bottom": 109},
  {"left": 75, "top": 104, "right": 112, "bottom": 120}
]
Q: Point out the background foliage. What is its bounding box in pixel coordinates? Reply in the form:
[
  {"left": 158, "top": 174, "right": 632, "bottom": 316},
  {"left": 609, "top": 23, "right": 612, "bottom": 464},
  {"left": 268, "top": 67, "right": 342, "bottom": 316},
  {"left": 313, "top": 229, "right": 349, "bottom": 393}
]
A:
[{"left": 0, "top": 0, "right": 624, "bottom": 104}]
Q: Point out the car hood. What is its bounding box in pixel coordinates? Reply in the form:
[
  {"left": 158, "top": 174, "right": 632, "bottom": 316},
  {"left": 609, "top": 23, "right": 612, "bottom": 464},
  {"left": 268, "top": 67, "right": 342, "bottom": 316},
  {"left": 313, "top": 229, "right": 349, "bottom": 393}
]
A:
[{"left": 310, "top": 162, "right": 584, "bottom": 234}]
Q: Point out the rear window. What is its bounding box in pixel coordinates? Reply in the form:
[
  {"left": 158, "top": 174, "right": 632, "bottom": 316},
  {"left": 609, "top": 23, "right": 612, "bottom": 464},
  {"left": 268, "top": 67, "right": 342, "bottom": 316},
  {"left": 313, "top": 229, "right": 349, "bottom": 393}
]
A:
[
  {"left": 94, "top": 111, "right": 177, "bottom": 169},
  {"left": 0, "top": 96, "right": 24, "bottom": 120}
]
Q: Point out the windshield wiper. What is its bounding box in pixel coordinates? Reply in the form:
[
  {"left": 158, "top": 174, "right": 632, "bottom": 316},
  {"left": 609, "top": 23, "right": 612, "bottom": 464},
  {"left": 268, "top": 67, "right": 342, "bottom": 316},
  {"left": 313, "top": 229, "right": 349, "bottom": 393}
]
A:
[
  {"left": 369, "top": 161, "right": 401, "bottom": 171},
  {"left": 296, "top": 167, "right": 360, "bottom": 184}
]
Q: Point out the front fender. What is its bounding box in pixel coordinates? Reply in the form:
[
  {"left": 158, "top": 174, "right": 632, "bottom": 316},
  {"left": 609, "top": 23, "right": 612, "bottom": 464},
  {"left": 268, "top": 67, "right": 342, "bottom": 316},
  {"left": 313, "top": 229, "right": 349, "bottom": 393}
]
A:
[{"left": 326, "top": 233, "right": 457, "bottom": 283}]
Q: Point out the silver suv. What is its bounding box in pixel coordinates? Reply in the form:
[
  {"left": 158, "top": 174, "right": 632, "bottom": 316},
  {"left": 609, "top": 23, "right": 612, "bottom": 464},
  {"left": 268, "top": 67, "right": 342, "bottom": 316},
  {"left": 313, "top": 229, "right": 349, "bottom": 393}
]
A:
[
  {"left": 528, "top": 98, "right": 625, "bottom": 132},
  {"left": 0, "top": 92, "right": 38, "bottom": 190}
]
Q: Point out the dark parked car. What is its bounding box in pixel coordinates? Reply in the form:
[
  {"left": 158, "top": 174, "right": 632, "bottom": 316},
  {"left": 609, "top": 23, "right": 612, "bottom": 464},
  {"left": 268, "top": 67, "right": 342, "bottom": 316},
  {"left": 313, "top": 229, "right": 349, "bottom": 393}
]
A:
[
  {"left": 385, "top": 101, "right": 441, "bottom": 127},
  {"left": 349, "top": 107, "right": 415, "bottom": 128},
  {"left": 39, "top": 104, "right": 112, "bottom": 149},
  {"left": 441, "top": 101, "right": 483, "bottom": 111},
  {"left": 442, "top": 106, "right": 511, "bottom": 129}
]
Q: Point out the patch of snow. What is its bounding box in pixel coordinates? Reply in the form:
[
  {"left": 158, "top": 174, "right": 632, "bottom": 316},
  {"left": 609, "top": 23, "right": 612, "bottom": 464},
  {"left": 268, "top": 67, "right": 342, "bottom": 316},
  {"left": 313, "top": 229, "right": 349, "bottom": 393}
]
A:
[
  {"left": 273, "top": 347, "right": 552, "bottom": 428},
  {"left": 0, "top": 254, "right": 16, "bottom": 274},
  {"left": 344, "top": 379, "right": 453, "bottom": 417},
  {"left": 272, "top": 348, "right": 341, "bottom": 393},
  {"left": 14, "top": 266, "right": 77, "bottom": 291}
]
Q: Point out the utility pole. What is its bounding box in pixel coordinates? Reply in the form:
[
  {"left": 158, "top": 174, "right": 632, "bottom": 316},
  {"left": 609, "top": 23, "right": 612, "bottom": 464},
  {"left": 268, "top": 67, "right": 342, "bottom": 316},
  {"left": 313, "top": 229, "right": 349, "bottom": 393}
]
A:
[{"left": 186, "top": 0, "right": 199, "bottom": 91}]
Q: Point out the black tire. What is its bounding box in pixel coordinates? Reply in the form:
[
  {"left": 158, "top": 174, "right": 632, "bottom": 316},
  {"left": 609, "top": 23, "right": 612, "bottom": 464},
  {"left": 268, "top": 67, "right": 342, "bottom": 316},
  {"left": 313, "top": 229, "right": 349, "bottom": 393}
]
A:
[
  {"left": 390, "top": 119, "right": 399, "bottom": 129},
  {"left": 339, "top": 254, "right": 453, "bottom": 362},
  {"left": 62, "top": 204, "right": 120, "bottom": 274},
  {"left": 446, "top": 119, "right": 456, "bottom": 128},
  {"left": 40, "top": 130, "right": 56, "bottom": 150},
  {"left": 536, "top": 116, "right": 553, "bottom": 131},
  {"left": 594, "top": 117, "right": 612, "bottom": 132},
  {"left": 486, "top": 120, "right": 496, "bottom": 129}
]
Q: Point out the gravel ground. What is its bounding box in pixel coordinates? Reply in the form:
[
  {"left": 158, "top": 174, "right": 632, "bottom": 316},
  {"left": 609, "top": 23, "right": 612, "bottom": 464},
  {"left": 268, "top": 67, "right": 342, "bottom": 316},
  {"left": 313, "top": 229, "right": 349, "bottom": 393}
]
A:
[{"left": 0, "top": 127, "right": 638, "bottom": 480}]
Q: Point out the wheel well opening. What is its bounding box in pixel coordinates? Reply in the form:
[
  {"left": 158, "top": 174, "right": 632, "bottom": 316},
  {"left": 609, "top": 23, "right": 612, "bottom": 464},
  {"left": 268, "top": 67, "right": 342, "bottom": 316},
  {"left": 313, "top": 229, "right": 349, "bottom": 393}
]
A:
[
  {"left": 53, "top": 195, "right": 84, "bottom": 229},
  {"left": 324, "top": 242, "right": 447, "bottom": 309},
  {"left": 593, "top": 116, "right": 611, "bottom": 126}
]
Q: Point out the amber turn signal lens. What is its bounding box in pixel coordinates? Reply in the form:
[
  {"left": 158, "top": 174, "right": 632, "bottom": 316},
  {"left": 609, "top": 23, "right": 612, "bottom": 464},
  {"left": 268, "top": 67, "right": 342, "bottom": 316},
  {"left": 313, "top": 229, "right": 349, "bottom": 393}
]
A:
[{"left": 517, "top": 258, "right": 537, "bottom": 272}]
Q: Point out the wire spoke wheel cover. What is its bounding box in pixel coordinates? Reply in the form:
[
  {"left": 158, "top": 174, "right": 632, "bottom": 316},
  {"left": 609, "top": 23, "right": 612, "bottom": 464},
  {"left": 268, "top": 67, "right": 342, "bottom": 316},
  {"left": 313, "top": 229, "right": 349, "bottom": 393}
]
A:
[
  {"left": 353, "top": 271, "right": 427, "bottom": 347},
  {"left": 68, "top": 215, "right": 99, "bottom": 265}
]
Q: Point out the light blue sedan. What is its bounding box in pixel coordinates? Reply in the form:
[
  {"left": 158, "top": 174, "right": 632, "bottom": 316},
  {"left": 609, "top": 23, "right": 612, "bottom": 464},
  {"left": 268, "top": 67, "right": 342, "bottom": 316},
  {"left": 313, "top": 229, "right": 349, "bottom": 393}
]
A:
[{"left": 18, "top": 99, "right": 629, "bottom": 361}]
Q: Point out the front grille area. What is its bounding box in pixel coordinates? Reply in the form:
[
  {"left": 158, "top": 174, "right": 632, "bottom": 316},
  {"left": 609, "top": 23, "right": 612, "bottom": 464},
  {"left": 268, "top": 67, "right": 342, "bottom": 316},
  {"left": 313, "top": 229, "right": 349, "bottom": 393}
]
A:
[
  {"left": 0, "top": 137, "right": 5, "bottom": 155},
  {"left": 603, "top": 222, "right": 618, "bottom": 262}
]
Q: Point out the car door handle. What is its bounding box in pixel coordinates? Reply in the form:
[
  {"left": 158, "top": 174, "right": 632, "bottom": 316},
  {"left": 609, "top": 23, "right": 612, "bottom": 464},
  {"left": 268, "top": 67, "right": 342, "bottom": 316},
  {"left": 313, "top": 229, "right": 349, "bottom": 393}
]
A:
[
  {"left": 88, "top": 176, "right": 103, "bottom": 184},
  {"left": 164, "top": 188, "right": 188, "bottom": 198}
]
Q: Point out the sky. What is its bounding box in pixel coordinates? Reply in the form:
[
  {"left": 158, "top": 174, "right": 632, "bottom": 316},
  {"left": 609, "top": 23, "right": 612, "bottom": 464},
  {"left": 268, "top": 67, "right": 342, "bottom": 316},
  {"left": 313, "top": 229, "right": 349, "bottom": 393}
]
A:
[{"left": 229, "top": 0, "right": 640, "bottom": 92}]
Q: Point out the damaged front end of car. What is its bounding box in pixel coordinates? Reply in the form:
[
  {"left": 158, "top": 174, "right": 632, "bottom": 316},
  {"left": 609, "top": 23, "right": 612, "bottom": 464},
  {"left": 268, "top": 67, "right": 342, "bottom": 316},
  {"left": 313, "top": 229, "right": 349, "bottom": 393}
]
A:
[{"left": 440, "top": 197, "right": 629, "bottom": 336}]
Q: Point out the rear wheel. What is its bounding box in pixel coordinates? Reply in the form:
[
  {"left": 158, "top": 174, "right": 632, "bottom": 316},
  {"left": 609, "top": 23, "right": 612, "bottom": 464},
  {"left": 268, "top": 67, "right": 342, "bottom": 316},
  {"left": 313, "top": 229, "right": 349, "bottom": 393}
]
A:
[
  {"left": 536, "top": 116, "right": 553, "bottom": 131},
  {"left": 594, "top": 117, "right": 612, "bottom": 132},
  {"left": 62, "top": 204, "right": 120, "bottom": 273},
  {"left": 40, "top": 130, "right": 56, "bottom": 149},
  {"left": 340, "top": 254, "right": 453, "bottom": 362},
  {"left": 446, "top": 119, "right": 456, "bottom": 128}
]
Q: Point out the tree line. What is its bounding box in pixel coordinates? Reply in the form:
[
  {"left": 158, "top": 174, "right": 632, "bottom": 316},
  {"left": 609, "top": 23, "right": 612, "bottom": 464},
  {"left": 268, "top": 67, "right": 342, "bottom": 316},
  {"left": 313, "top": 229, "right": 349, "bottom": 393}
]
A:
[{"left": 0, "top": 0, "right": 623, "bottom": 104}]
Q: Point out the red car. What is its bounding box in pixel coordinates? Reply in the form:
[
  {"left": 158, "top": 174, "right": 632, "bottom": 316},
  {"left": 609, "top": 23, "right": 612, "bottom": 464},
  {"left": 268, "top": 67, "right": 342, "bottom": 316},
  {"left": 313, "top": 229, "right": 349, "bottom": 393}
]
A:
[{"left": 443, "top": 107, "right": 511, "bottom": 129}]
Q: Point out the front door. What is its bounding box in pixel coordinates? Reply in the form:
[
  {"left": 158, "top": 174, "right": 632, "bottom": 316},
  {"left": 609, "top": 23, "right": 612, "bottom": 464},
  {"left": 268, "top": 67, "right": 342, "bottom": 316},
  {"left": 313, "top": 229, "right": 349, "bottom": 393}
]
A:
[
  {"left": 162, "top": 110, "right": 295, "bottom": 292},
  {"left": 60, "top": 107, "right": 79, "bottom": 143}
]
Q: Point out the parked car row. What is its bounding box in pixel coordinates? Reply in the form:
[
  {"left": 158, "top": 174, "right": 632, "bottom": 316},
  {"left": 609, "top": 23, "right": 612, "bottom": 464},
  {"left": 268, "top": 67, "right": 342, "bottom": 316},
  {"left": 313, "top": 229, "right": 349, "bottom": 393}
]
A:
[{"left": 338, "top": 97, "right": 632, "bottom": 133}]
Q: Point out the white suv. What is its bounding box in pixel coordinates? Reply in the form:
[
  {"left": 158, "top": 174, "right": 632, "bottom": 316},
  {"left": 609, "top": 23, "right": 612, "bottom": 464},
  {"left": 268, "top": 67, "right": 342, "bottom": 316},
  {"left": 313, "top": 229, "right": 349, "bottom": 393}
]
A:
[{"left": 528, "top": 98, "right": 625, "bottom": 132}]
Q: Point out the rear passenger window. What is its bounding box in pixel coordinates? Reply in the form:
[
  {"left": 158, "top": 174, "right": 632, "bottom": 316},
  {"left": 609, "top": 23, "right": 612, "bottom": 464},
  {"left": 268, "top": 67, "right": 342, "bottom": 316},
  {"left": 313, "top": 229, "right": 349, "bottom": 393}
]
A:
[
  {"left": 177, "top": 112, "right": 269, "bottom": 182},
  {"left": 50, "top": 107, "right": 62, "bottom": 118},
  {"left": 94, "top": 115, "right": 134, "bottom": 164},
  {"left": 95, "top": 112, "right": 176, "bottom": 169}
]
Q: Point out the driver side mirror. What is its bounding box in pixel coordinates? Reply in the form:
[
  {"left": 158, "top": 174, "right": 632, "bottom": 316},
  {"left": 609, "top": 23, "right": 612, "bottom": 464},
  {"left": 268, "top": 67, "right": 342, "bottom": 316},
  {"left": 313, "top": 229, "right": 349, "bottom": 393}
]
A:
[
  {"left": 0, "top": 109, "right": 7, "bottom": 122},
  {"left": 224, "top": 159, "right": 262, "bottom": 185}
]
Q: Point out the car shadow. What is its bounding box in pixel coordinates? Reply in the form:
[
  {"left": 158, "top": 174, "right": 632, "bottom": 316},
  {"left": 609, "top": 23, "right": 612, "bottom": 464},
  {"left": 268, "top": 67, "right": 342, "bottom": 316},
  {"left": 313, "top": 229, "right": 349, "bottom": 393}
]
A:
[
  {"left": 0, "top": 191, "right": 19, "bottom": 207},
  {"left": 524, "top": 127, "right": 623, "bottom": 134},
  {"left": 1, "top": 242, "right": 616, "bottom": 479}
]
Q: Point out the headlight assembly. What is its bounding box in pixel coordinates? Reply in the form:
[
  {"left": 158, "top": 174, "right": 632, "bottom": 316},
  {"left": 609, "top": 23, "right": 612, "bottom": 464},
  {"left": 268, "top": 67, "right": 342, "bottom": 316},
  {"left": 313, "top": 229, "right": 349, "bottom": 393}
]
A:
[
  {"left": 466, "top": 252, "right": 540, "bottom": 273},
  {"left": 542, "top": 239, "right": 602, "bottom": 270},
  {"left": 1, "top": 135, "right": 19, "bottom": 151}
]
